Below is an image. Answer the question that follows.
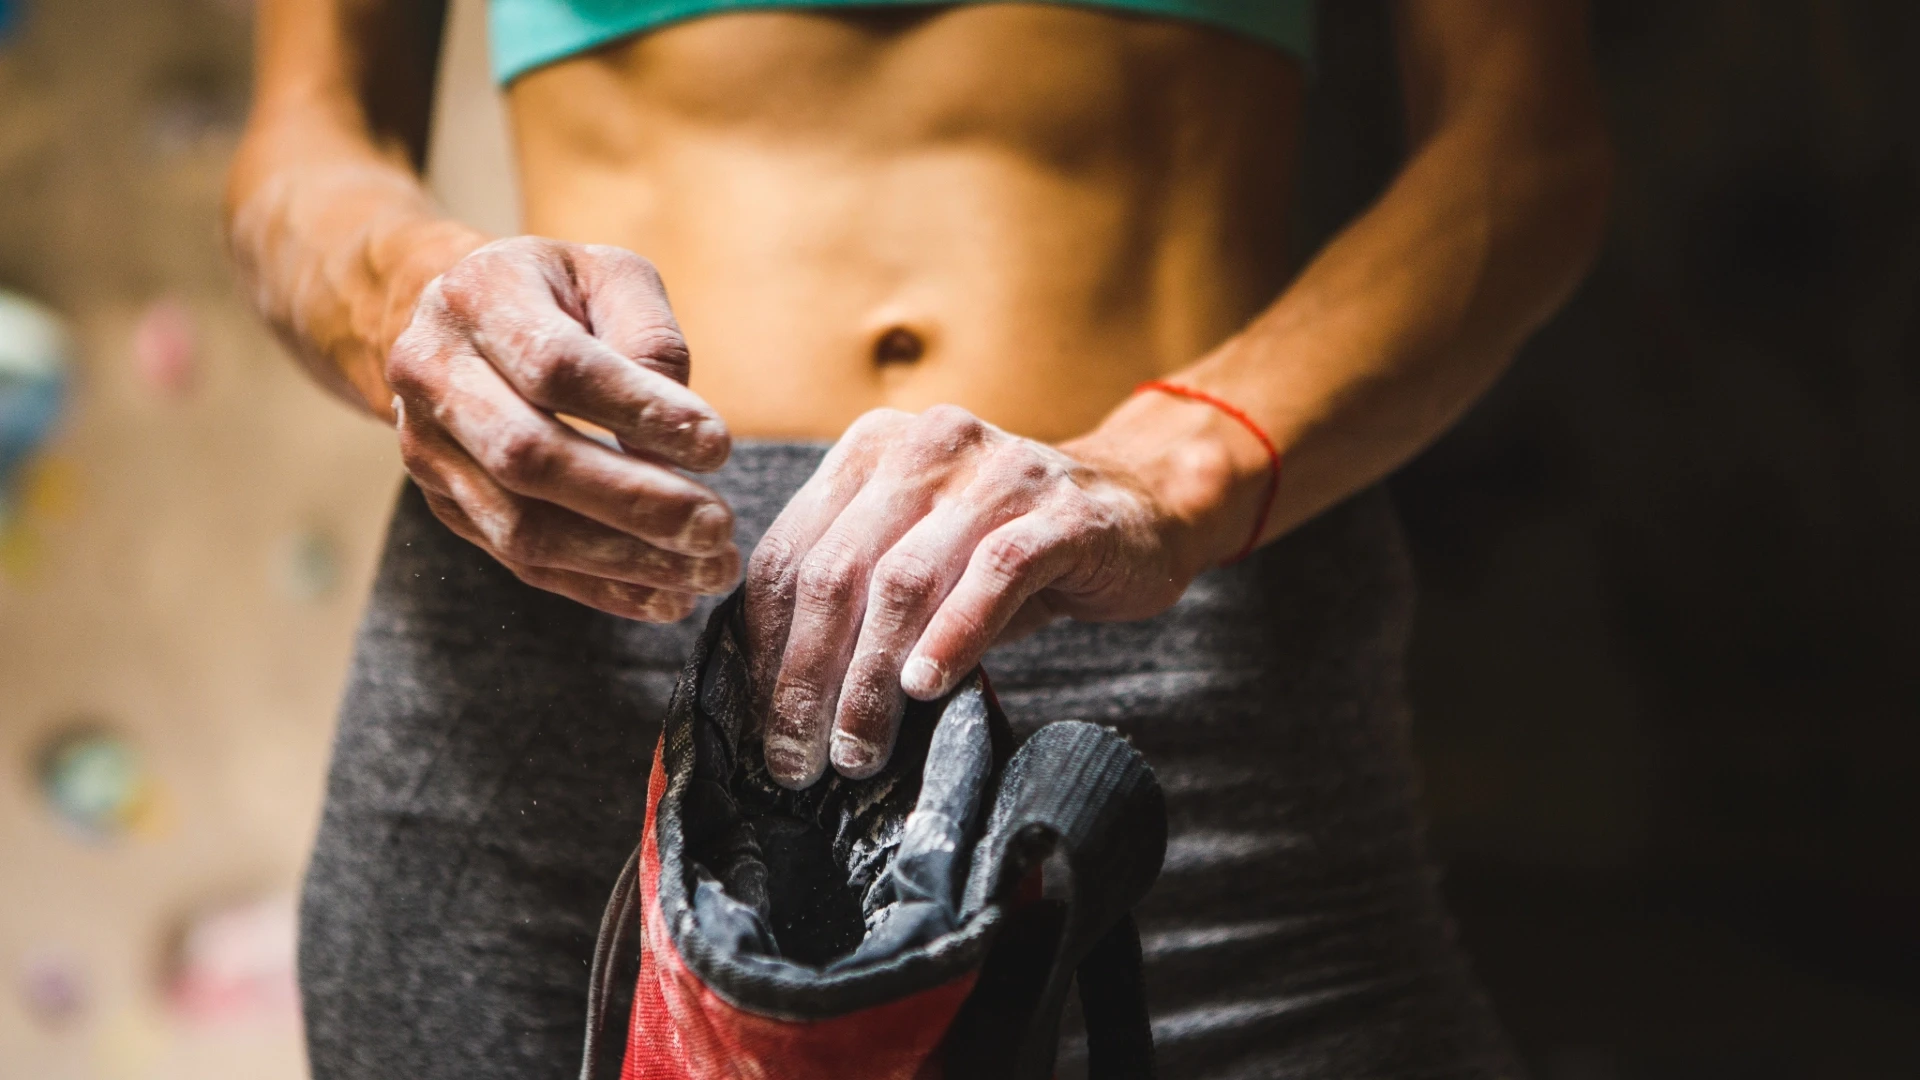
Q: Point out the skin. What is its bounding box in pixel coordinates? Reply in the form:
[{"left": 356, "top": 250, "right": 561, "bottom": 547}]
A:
[{"left": 228, "top": 0, "right": 1611, "bottom": 787}]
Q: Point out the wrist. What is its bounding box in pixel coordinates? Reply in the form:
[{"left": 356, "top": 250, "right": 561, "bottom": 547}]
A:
[
  {"left": 357, "top": 217, "right": 490, "bottom": 415},
  {"left": 1061, "top": 386, "right": 1278, "bottom": 578}
]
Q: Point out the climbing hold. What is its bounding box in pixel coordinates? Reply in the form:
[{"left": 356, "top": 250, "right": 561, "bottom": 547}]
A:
[
  {"left": 18, "top": 452, "right": 79, "bottom": 520},
  {"left": 166, "top": 893, "right": 300, "bottom": 1025},
  {"left": 0, "top": 289, "right": 72, "bottom": 526},
  {"left": 35, "top": 726, "right": 155, "bottom": 840},
  {"left": 131, "top": 296, "right": 197, "bottom": 396},
  {"left": 279, "top": 527, "right": 341, "bottom": 602},
  {"left": 19, "top": 947, "right": 88, "bottom": 1029}
]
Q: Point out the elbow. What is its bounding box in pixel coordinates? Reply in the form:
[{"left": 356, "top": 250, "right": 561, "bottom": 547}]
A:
[
  {"left": 1502, "top": 112, "right": 1615, "bottom": 321},
  {"left": 1465, "top": 107, "right": 1615, "bottom": 343},
  {"left": 1554, "top": 117, "right": 1615, "bottom": 281}
]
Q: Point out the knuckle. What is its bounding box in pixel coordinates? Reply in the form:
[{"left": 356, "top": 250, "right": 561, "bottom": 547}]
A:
[
  {"left": 774, "top": 672, "right": 828, "bottom": 712},
  {"left": 491, "top": 510, "right": 548, "bottom": 563},
  {"left": 395, "top": 429, "right": 432, "bottom": 474},
  {"left": 991, "top": 440, "right": 1056, "bottom": 485},
  {"left": 796, "top": 538, "right": 864, "bottom": 610},
  {"left": 384, "top": 352, "right": 428, "bottom": 397},
  {"left": 870, "top": 551, "right": 941, "bottom": 612},
  {"left": 519, "top": 338, "right": 586, "bottom": 404},
  {"left": 747, "top": 532, "right": 801, "bottom": 591},
  {"left": 630, "top": 327, "right": 690, "bottom": 378},
  {"left": 386, "top": 331, "right": 447, "bottom": 396},
  {"left": 917, "top": 404, "right": 986, "bottom": 445},
  {"left": 424, "top": 272, "right": 474, "bottom": 318},
  {"left": 1076, "top": 542, "right": 1125, "bottom": 596},
  {"left": 486, "top": 427, "right": 559, "bottom": 489},
  {"left": 979, "top": 530, "right": 1042, "bottom": 582},
  {"left": 847, "top": 407, "right": 911, "bottom": 443}
]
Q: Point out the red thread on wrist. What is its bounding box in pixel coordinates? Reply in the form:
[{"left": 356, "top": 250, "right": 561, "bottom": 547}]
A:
[{"left": 1134, "top": 380, "right": 1281, "bottom": 566}]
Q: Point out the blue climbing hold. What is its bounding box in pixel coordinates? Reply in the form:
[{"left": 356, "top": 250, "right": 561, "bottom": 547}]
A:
[
  {"left": 37, "top": 728, "right": 150, "bottom": 839},
  {"left": 0, "top": 290, "right": 72, "bottom": 527}
]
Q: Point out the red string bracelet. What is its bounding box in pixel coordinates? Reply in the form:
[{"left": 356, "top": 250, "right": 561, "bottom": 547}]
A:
[{"left": 1134, "top": 380, "right": 1281, "bottom": 566}]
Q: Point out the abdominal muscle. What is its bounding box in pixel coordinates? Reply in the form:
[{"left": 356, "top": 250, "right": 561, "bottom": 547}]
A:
[{"left": 507, "top": 4, "right": 1304, "bottom": 443}]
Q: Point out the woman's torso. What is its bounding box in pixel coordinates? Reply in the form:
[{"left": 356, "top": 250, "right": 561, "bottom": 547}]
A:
[{"left": 505, "top": 5, "right": 1305, "bottom": 442}]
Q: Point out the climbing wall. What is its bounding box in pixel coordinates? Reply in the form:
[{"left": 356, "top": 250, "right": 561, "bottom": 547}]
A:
[{"left": 0, "top": 1, "right": 513, "bottom": 1076}]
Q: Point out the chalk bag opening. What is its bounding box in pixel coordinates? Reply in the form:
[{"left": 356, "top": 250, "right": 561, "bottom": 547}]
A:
[{"left": 581, "top": 590, "right": 1167, "bottom": 1080}]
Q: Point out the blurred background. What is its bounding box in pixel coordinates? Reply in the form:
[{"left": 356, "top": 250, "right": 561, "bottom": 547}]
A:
[{"left": 0, "top": 1, "right": 1914, "bottom": 1077}]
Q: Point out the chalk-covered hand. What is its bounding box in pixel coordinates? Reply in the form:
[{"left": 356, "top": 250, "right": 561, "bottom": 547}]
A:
[
  {"left": 388, "top": 237, "right": 738, "bottom": 622},
  {"left": 744, "top": 404, "right": 1227, "bottom": 789}
]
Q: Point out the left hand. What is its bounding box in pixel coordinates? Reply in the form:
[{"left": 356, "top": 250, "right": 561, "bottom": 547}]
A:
[{"left": 744, "top": 404, "right": 1218, "bottom": 789}]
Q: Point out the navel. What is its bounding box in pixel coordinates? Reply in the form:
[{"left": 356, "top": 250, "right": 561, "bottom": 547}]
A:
[{"left": 872, "top": 325, "right": 926, "bottom": 367}]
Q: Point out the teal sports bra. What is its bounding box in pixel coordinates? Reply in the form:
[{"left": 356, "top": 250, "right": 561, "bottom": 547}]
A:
[{"left": 490, "top": 0, "right": 1313, "bottom": 84}]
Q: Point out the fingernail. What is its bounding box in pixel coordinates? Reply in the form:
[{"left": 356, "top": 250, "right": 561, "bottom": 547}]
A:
[
  {"left": 680, "top": 503, "right": 731, "bottom": 553},
  {"left": 693, "top": 418, "right": 729, "bottom": 454},
  {"left": 830, "top": 730, "right": 880, "bottom": 774},
  {"left": 763, "top": 732, "right": 812, "bottom": 786},
  {"left": 901, "top": 656, "right": 947, "bottom": 699}
]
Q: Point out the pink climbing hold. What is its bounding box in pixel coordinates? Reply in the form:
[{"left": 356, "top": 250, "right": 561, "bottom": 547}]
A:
[
  {"left": 19, "top": 948, "right": 88, "bottom": 1029},
  {"left": 166, "top": 893, "right": 300, "bottom": 1026},
  {"left": 132, "top": 296, "right": 196, "bottom": 396}
]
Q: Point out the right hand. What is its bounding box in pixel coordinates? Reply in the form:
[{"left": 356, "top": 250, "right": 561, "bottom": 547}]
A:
[{"left": 387, "top": 236, "right": 739, "bottom": 622}]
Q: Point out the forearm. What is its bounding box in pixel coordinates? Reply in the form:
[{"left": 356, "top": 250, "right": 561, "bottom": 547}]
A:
[
  {"left": 737, "top": 117, "right": 1611, "bottom": 778},
  {"left": 225, "top": 0, "right": 475, "bottom": 419},
  {"left": 1071, "top": 101, "right": 1611, "bottom": 572},
  {"left": 226, "top": 120, "right": 487, "bottom": 418},
  {"left": 740, "top": 121, "right": 1611, "bottom": 774}
]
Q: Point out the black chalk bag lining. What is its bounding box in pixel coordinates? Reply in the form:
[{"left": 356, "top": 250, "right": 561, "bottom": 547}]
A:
[{"left": 581, "top": 592, "right": 1169, "bottom": 1079}]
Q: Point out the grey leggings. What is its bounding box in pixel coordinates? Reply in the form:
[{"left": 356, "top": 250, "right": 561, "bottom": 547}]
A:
[{"left": 300, "top": 442, "right": 1519, "bottom": 1079}]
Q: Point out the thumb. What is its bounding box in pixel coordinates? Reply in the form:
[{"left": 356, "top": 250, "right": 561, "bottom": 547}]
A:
[{"left": 574, "top": 245, "right": 693, "bottom": 385}]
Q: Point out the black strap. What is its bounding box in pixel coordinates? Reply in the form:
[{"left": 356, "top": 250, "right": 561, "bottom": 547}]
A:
[
  {"left": 949, "top": 720, "right": 1167, "bottom": 1080},
  {"left": 1078, "top": 914, "right": 1155, "bottom": 1080},
  {"left": 579, "top": 844, "right": 641, "bottom": 1080}
]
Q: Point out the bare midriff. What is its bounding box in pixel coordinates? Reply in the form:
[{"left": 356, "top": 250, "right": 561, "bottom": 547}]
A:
[{"left": 506, "top": 5, "right": 1304, "bottom": 443}]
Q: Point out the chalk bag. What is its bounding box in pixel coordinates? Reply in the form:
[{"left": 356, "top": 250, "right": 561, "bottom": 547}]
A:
[{"left": 580, "top": 591, "right": 1167, "bottom": 1080}]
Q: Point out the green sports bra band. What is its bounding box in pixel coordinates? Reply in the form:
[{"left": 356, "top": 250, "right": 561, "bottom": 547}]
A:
[{"left": 489, "top": 0, "right": 1314, "bottom": 85}]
